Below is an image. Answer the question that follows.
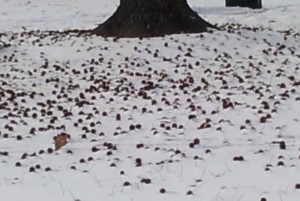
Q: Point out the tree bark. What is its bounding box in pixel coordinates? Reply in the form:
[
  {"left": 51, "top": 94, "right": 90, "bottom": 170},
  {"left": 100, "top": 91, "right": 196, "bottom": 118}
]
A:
[{"left": 93, "top": 0, "right": 216, "bottom": 38}]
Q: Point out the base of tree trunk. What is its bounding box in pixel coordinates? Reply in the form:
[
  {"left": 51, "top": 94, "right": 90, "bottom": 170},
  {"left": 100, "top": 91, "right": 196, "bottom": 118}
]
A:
[
  {"left": 226, "top": 0, "right": 262, "bottom": 9},
  {"left": 92, "top": 0, "right": 216, "bottom": 38}
]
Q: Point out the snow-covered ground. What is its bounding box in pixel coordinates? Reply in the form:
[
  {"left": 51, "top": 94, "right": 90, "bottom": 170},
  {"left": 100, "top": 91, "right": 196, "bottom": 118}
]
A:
[
  {"left": 1, "top": 1, "right": 300, "bottom": 201},
  {"left": 1, "top": 0, "right": 300, "bottom": 32}
]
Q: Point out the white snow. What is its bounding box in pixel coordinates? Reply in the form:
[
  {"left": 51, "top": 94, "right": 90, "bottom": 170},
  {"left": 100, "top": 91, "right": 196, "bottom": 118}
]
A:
[{"left": 1, "top": 1, "right": 300, "bottom": 201}]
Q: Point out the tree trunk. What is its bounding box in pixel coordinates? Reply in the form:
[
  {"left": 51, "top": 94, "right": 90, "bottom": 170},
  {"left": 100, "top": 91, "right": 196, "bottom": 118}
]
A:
[
  {"left": 226, "top": 0, "right": 262, "bottom": 9},
  {"left": 93, "top": 0, "right": 216, "bottom": 38}
]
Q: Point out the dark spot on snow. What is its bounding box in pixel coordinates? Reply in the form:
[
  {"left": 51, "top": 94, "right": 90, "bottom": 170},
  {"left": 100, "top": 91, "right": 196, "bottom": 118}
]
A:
[{"left": 159, "top": 188, "right": 166, "bottom": 194}]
